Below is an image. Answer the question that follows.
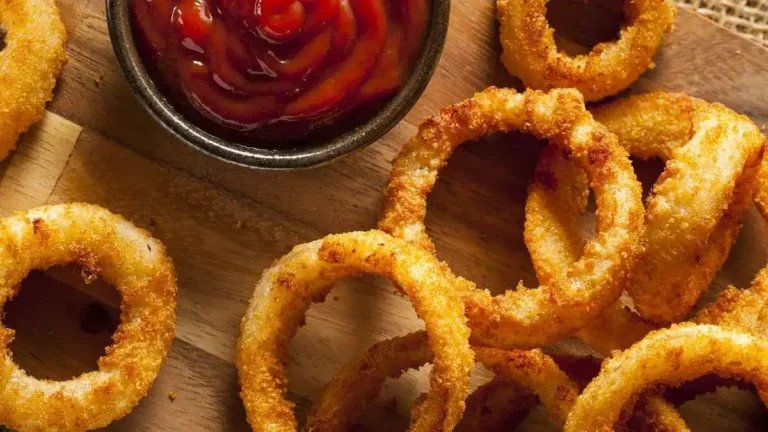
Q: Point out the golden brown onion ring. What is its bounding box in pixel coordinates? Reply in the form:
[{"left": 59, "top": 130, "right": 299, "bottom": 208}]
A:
[
  {"left": 0, "top": 203, "right": 177, "bottom": 431},
  {"left": 528, "top": 136, "right": 759, "bottom": 354},
  {"left": 528, "top": 139, "right": 763, "bottom": 431},
  {"left": 236, "top": 231, "right": 474, "bottom": 432},
  {"left": 527, "top": 92, "right": 765, "bottom": 329},
  {"left": 305, "top": 331, "right": 579, "bottom": 431},
  {"left": 525, "top": 94, "right": 763, "bottom": 430},
  {"left": 496, "top": 0, "right": 675, "bottom": 101},
  {"left": 603, "top": 95, "right": 764, "bottom": 324},
  {"left": 0, "top": 0, "right": 68, "bottom": 160},
  {"left": 379, "top": 87, "right": 644, "bottom": 348},
  {"left": 563, "top": 324, "right": 768, "bottom": 431}
]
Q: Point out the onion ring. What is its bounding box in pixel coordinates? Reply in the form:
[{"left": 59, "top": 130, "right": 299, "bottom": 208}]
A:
[
  {"left": 0, "top": 0, "right": 68, "bottom": 160},
  {"left": 528, "top": 136, "right": 759, "bottom": 354},
  {"left": 0, "top": 203, "right": 177, "bottom": 431},
  {"left": 305, "top": 331, "right": 579, "bottom": 431},
  {"left": 236, "top": 231, "right": 474, "bottom": 432},
  {"left": 526, "top": 92, "right": 765, "bottom": 330},
  {"left": 601, "top": 95, "right": 764, "bottom": 324},
  {"left": 524, "top": 94, "right": 763, "bottom": 430},
  {"left": 379, "top": 87, "right": 644, "bottom": 348},
  {"left": 307, "top": 331, "right": 681, "bottom": 431},
  {"left": 496, "top": 0, "right": 676, "bottom": 101},
  {"left": 563, "top": 324, "right": 768, "bottom": 431}
]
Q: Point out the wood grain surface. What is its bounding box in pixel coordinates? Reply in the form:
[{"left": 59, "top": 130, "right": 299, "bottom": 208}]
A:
[{"left": 3, "top": 0, "right": 768, "bottom": 430}]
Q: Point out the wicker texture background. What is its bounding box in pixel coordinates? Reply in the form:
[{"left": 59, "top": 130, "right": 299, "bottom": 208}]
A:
[{"left": 677, "top": 0, "right": 768, "bottom": 47}]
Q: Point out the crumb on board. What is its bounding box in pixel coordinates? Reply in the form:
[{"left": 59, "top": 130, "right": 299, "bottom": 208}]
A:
[
  {"left": 94, "top": 74, "right": 104, "bottom": 88},
  {"left": 236, "top": 220, "right": 245, "bottom": 229},
  {"left": 333, "top": 296, "right": 340, "bottom": 301},
  {"left": 168, "top": 391, "right": 178, "bottom": 402}
]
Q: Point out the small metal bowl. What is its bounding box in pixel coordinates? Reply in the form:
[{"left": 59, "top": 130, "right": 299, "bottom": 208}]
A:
[{"left": 106, "top": 0, "right": 450, "bottom": 169}]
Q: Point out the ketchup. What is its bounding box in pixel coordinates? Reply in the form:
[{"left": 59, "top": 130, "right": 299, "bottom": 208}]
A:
[{"left": 131, "top": 0, "right": 430, "bottom": 145}]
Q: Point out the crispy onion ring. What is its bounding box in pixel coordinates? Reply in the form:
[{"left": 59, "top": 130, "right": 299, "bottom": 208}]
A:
[
  {"left": 496, "top": 0, "right": 676, "bottom": 101},
  {"left": 563, "top": 324, "right": 768, "bottom": 431},
  {"left": 0, "top": 203, "right": 177, "bottom": 431},
  {"left": 305, "top": 331, "right": 579, "bottom": 431},
  {"left": 525, "top": 94, "right": 764, "bottom": 431},
  {"left": 236, "top": 231, "right": 474, "bottom": 432},
  {"left": 528, "top": 137, "right": 759, "bottom": 354},
  {"left": 527, "top": 92, "right": 765, "bottom": 331},
  {"left": 379, "top": 87, "right": 644, "bottom": 348},
  {"left": 598, "top": 94, "right": 763, "bottom": 324},
  {"left": 0, "top": 0, "right": 68, "bottom": 160}
]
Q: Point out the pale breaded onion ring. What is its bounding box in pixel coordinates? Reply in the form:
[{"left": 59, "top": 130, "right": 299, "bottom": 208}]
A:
[
  {"left": 0, "top": 0, "right": 68, "bottom": 160},
  {"left": 496, "top": 0, "right": 676, "bottom": 101},
  {"left": 0, "top": 203, "right": 177, "bottom": 432},
  {"left": 563, "top": 324, "right": 768, "bottom": 431},
  {"left": 305, "top": 331, "right": 579, "bottom": 431},
  {"left": 236, "top": 231, "right": 474, "bottom": 432},
  {"left": 379, "top": 87, "right": 644, "bottom": 348}
]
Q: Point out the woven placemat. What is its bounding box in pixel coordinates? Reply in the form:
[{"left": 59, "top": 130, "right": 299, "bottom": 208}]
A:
[{"left": 677, "top": 0, "right": 768, "bottom": 47}]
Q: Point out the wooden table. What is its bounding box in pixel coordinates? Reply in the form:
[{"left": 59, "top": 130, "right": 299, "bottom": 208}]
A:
[{"left": 4, "top": 0, "right": 768, "bottom": 430}]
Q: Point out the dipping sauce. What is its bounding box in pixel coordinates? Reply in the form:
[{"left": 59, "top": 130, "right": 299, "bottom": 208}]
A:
[{"left": 131, "top": 0, "right": 430, "bottom": 146}]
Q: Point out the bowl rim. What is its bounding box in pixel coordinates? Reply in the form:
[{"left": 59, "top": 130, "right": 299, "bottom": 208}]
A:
[{"left": 106, "top": 0, "right": 450, "bottom": 170}]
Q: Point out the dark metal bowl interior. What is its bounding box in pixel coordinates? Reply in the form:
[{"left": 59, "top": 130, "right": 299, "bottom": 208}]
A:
[{"left": 106, "top": 0, "right": 450, "bottom": 169}]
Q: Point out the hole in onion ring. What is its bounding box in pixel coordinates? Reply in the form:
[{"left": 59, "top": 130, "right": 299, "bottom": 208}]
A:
[
  {"left": 285, "top": 274, "right": 427, "bottom": 427},
  {"left": 323, "top": 350, "right": 560, "bottom": 431},
  {"left": 0, "top": 26, "right": 6, "bottom": 52},
  {"left": 677, "top": 385, "right": 768, "bottom": 429},
  {"left": 4, "top": 265, "right": 119, "bottom": 381},
  {"left": 545, "top": 0, "right": 625, "bottom": 55},
  {"left": 632, "top": 157, "right": 667, "bottom": 201},
  {"left": 426, "top": 132, "right": 546, "bottom": 295}
]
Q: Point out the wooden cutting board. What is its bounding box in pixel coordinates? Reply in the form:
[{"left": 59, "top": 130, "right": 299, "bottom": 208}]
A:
[{"left": 4, "top": 0, "right": 768, "bottom": 430}]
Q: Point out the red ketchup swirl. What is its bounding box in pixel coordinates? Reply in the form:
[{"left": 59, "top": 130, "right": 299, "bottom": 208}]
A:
[{"left": 132, "top": 0, "right": 429, "bottom": 144}]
